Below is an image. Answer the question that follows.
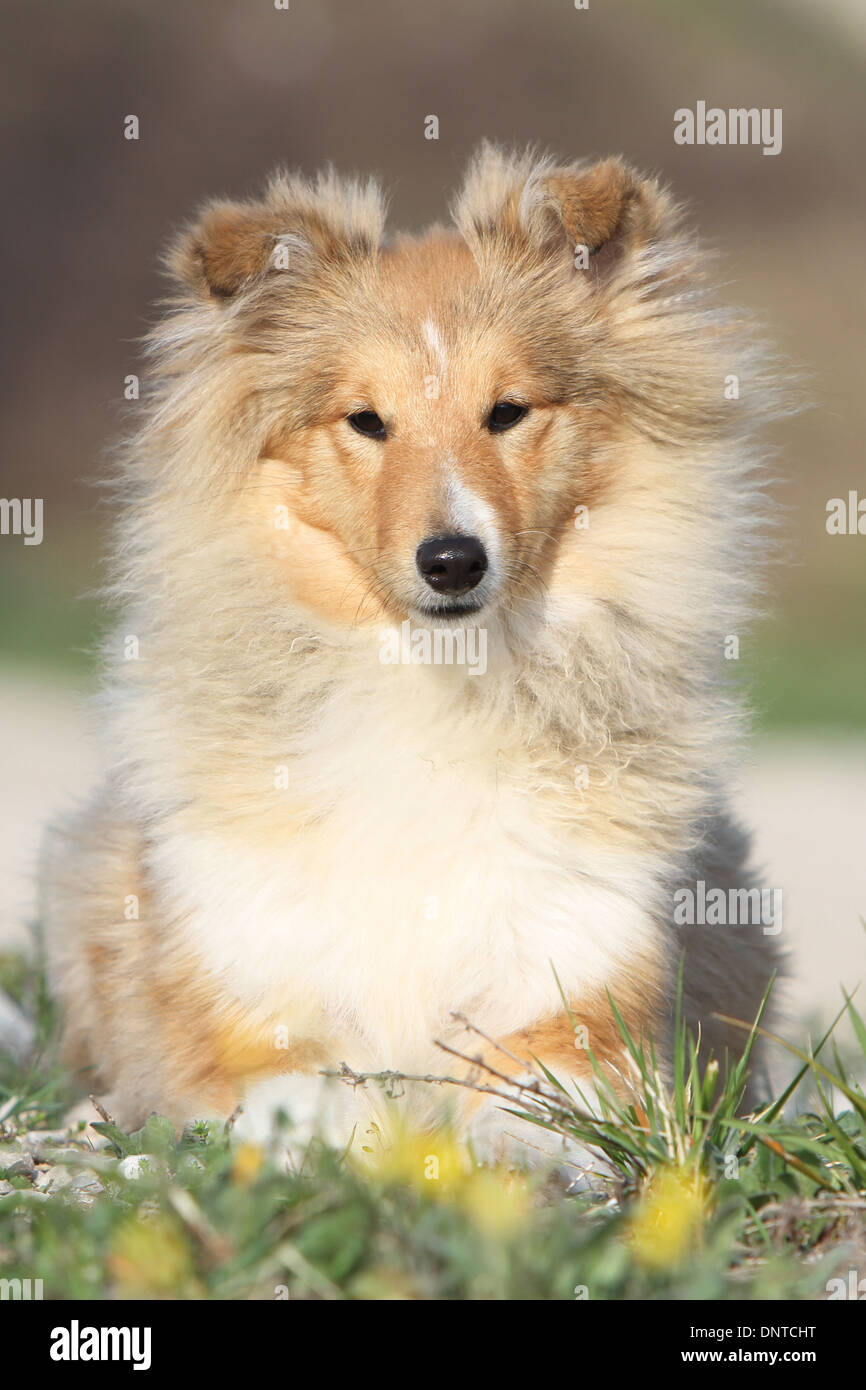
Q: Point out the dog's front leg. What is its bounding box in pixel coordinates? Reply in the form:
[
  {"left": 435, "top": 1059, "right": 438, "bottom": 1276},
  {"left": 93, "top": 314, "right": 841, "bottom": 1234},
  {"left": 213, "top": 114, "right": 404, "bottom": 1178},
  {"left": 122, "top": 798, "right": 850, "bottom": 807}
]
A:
[{"left": 455, "top": 981, "right": 666, "bottom": 1179}]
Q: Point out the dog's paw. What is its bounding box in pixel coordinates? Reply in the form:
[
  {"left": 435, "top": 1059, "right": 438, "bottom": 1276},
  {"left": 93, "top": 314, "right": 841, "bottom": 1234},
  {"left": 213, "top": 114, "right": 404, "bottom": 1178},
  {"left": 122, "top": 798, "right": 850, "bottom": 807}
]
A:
[
  {"left": 231, "top": 1072, "right": 380, "bottom": 1170},
  {"left": 462, "top": 1088, "right": 616, "bottom": 1191}
]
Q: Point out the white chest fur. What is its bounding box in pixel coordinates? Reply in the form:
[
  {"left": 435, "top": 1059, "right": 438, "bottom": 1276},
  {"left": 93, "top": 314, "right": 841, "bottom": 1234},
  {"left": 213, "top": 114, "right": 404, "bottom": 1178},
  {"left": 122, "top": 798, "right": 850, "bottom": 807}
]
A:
[{"left": 146, "top": 656, "right": 659, "bottom": 1071}]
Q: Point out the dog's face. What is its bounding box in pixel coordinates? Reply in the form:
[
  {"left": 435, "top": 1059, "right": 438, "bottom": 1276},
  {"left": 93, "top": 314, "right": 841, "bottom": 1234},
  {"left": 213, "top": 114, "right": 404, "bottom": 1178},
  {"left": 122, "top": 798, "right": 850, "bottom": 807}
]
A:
[
  {"left": 261, "top": 234, "right": 606, "bottom": 627},
  {"left": 167, "top": 150, "right": 687, "bottom": 631}
]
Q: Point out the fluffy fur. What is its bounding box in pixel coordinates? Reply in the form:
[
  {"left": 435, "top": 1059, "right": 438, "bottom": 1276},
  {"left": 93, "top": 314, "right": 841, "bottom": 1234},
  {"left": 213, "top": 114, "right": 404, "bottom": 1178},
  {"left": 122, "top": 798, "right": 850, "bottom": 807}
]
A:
[{"left": 41, "top": 146, "right": 784, "bottom": 1166}]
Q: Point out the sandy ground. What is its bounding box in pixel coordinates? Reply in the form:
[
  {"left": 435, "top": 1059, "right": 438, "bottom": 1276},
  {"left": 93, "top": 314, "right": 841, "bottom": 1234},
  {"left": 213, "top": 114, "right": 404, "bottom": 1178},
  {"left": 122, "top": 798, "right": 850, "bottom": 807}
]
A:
[{"left": 1, "top": 671, "right": 863, "bottom": 1036}]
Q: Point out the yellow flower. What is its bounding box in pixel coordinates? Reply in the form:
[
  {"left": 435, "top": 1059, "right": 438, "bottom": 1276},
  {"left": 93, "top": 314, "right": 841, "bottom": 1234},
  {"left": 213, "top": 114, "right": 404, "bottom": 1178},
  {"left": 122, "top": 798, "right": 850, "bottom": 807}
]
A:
[
  {"left": 348, "top": 1266, "right": 419, "bottom": 1300},
  {"left": 367, "top": 1120, "right": 467, "bottom": 1191},
  {"left": 108, "top": 1214, "right": 193, "bottom": 1295},
  {"left": 366, "top": 1118, "right": 529, "bottom": 1236},
  {"left": 232, "top": 1141, "right": 265, "bottom": 1185},
  {"left": 457, "top": 1167, "right": 530, "bottom": 1237},
  {"left": 628, "top": 1166, "right": 706, "bottom": 1269}
]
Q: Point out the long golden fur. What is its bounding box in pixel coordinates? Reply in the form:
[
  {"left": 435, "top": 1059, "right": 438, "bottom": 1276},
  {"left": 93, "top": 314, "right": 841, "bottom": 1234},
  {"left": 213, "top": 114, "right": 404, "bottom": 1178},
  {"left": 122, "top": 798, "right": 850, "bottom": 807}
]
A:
[{"left": 41, "top": 146, "right": 784, "bottom": 1166}]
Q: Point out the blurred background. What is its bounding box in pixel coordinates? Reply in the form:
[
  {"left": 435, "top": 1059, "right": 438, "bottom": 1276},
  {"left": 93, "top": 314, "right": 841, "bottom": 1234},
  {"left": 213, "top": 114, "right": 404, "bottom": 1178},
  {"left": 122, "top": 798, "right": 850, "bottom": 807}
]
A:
[{"left": 0, "top": 0, "right": 863, "bottom": 1047}]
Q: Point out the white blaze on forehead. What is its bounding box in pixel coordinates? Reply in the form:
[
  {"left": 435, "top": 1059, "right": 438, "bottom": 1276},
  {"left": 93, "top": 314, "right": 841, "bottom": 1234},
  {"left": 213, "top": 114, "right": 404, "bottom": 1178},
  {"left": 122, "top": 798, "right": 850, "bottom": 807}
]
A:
[{"left": 422, "top": 315, "right": 447, "bottom": 369}]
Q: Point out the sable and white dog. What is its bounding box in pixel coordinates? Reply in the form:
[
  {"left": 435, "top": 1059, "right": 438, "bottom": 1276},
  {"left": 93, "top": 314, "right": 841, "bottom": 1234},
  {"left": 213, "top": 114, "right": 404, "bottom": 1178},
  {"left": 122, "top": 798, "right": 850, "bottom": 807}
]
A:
[{"left": 42, "top": 146, "right": 782, "bottom": 1165}]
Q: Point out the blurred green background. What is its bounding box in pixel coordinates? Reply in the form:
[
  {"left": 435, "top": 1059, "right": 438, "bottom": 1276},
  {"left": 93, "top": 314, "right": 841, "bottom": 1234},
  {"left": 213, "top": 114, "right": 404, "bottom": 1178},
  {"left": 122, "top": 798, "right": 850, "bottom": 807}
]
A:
[{"left": 0, "top": 0, "right": 864, "bottom": 727}]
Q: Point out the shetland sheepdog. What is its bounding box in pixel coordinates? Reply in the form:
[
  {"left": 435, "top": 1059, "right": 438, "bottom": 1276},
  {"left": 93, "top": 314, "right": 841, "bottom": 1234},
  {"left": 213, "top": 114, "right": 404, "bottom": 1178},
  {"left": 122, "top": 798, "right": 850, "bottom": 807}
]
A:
[{"left": 42, "top": 145, "right": 782, "bottom": 1169}]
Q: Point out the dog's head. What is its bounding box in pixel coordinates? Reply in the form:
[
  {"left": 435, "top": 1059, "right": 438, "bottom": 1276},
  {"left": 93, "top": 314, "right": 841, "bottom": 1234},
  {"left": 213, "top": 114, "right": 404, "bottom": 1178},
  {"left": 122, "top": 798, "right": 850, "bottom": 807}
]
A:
[{"left": 161, "top": 147, "right": 737, "bottom": 635}]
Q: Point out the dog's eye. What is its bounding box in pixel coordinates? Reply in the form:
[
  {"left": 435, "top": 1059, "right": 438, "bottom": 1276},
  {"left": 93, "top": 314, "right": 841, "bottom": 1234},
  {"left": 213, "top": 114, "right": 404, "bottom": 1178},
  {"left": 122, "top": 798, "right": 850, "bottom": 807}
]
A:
[
  {"left": 348, "top": 410, "right": 386, "bottom": 440},
  {"left": 487, "top": 401, "right": 528, "bottom": 432}
]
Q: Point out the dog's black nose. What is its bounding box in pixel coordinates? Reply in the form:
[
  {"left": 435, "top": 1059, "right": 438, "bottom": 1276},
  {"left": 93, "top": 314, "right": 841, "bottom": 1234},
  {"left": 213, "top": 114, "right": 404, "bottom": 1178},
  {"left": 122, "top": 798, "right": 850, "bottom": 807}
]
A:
[{"left": 416, "top": 534, "right": 488, "bottom": 595}]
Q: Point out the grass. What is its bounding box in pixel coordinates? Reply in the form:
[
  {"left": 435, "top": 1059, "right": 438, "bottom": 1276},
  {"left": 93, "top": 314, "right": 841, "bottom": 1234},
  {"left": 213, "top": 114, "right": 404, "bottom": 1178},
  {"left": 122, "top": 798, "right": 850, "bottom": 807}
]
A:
[
  {"left": 745, "top": 622, "right": 866, "bottom": 732},
  {"left": 1, "top": 955, "right": 864, "bottom": 1301}
]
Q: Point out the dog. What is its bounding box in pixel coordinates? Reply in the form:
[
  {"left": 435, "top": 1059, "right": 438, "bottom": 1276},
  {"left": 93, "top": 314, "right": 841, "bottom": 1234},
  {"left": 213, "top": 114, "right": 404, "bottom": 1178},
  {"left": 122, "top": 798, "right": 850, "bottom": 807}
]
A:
[{"left": 41, "top": 145, "right": 783, "bottom": 1168}]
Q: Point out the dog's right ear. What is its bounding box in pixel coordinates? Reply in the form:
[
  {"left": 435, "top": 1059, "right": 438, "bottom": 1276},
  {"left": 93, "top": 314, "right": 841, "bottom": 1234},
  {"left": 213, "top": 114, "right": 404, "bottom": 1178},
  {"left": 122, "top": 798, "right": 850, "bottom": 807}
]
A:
[{"left": 167, "top": 169, "right": 387, "bottom": 300}]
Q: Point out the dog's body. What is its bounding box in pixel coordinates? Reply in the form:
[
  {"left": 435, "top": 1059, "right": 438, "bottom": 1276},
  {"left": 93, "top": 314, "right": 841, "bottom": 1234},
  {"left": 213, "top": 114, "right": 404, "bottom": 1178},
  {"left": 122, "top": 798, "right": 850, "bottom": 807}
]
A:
[{"left": 42, "top": 148, "right": 781, "bottom": 1162}]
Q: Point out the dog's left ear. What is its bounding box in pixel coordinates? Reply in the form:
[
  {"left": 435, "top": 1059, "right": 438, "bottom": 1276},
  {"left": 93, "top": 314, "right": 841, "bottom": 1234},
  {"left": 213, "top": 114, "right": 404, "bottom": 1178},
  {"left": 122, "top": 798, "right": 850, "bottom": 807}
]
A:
[
  {"left": 454, "top": 145, "right": 673, "bottom": 280},
  {"left": 539, "top": 159, "right": 669, "bottom": 276}
]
